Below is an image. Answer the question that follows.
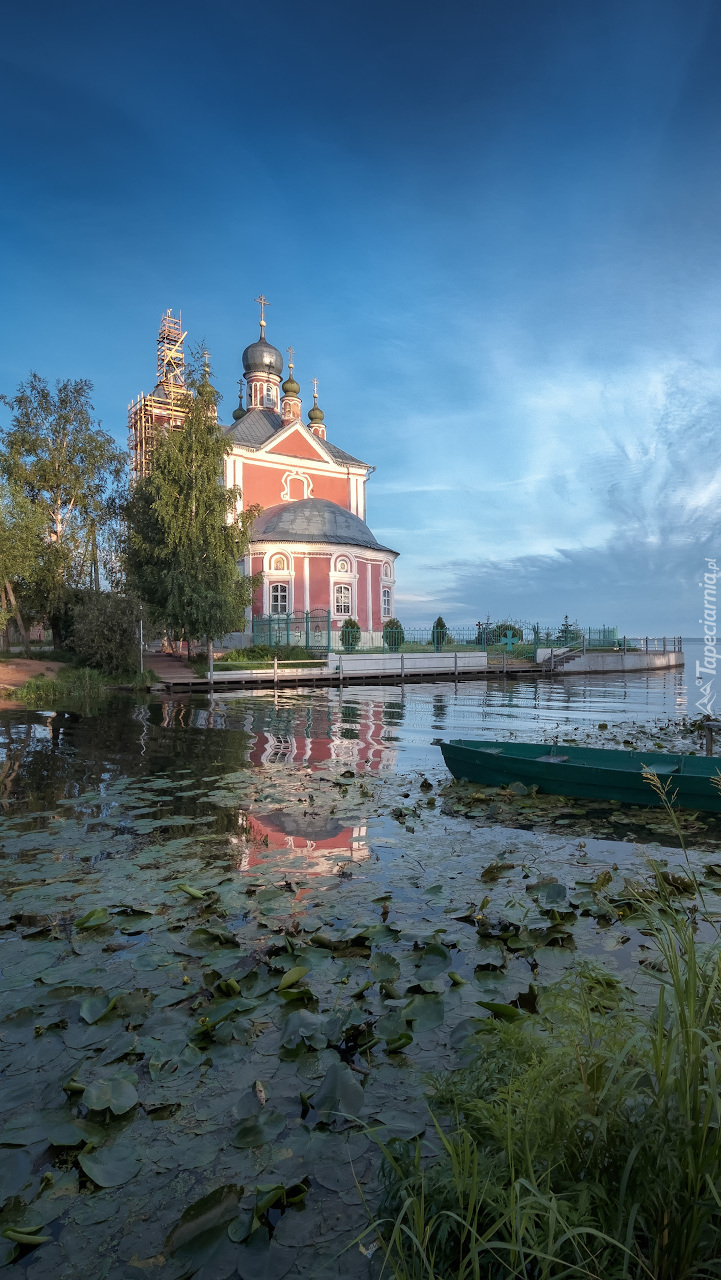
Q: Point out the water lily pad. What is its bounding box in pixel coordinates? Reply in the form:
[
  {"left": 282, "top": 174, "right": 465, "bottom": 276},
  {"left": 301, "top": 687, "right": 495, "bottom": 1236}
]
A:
[
  {"left": 75, "top": 907, "right": 110, "bottom": 929},
  {"left": 277, "top": 966, "right": 310, "bottom": 991},
  {"left": 370, "top": 952, "right": 400, "bottom": 981},
  {"left": 166, "top": 1183, "right": 243, "bottom": 1254},
  {"left": 403, "top": 994, "right": 445, "bottom": 1031},
  {"left": 236, "top": 1225, "right": 296, "bottom": 1280},
  {"left": 79, "top": 994, "right": 118, "bottom": 1024},
  {"left": 231, "top": 1111, "right": 286, "bottom": 1149},
  {"left": 311, "top": 1061, "right": 364, "bottom": 1126},
  {"left": 413, "top": 944, "right": 450, "bottom": 981},
  {"left": 82, "top": 1074, "right": 138, "bottom": 1115},
  {"left": 78, "top": 1146, "right": 141, "bottom": 1187},
  {"left": 0, "top": 1148, "right": 32, "bottom": 1200}
]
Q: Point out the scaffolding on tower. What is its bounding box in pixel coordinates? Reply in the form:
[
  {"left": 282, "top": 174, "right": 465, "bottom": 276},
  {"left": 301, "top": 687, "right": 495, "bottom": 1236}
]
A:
[{"left": 128, "top": 310, "right": 189, "bottom": 482}]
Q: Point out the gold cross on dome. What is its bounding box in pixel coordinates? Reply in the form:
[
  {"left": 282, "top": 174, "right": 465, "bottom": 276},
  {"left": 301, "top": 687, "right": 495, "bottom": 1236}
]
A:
[
  {"left": 312, "top": 377, "right": 319, "bottom": 399},
  {"left": 254, "top": 294, "right": 269, "bottom": 334},
  {"left": 286, "top": 345, "right": 295, "bottom": 369}
]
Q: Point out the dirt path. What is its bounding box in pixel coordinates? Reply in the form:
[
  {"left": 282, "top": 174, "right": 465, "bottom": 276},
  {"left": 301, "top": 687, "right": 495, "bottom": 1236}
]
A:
[{"left": 0, "top": 658, "right": 65, "bottom": 708}]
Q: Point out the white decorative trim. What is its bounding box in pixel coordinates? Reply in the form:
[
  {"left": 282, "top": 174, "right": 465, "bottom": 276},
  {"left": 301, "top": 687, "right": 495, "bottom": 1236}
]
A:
[{"left": 280, "top": 470, "right": 313, "bottom": 501}]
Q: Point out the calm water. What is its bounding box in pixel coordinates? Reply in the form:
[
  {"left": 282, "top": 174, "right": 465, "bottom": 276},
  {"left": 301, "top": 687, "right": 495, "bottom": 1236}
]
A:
[
  {"left": 0, "top": 646, "right": 702, "bottom": 808},
  {"left": 0, "top": 646, "right": 714, "bottom": 1280}
]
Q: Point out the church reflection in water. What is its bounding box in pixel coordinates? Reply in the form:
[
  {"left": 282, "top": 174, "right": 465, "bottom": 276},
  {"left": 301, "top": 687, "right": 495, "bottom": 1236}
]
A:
[
  {"left": 164, "top": 687, "right": 405, "bottom": 773},
  {"left": 154, "top": 687, "right": 407, "bottom": 876},
  {"left": 230, "top": 808, "right": 370, "bottom": 876}
]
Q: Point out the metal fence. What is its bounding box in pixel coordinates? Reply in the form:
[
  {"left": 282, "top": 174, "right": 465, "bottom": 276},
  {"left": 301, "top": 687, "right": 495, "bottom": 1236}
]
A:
[
  {"left": 249, "top": 615, "right": 631, "bottom": 659},
  {"left": 252, "top": 610, "right": 331, "bottom": 651}
]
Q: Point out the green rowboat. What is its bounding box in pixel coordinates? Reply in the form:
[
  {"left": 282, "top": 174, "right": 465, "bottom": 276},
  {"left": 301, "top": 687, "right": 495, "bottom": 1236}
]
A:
[{"left": 439, "top": 739, "right": 721, "bottom": 812}]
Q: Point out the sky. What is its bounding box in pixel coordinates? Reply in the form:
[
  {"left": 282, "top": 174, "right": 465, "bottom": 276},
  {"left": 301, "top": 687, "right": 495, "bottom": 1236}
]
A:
[{"left": 2, "top": 0, "right": 721, "bottom": 634}]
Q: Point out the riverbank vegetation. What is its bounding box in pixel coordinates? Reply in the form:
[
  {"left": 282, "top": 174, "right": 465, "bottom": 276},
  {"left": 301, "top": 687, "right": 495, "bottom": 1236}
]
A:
[{"left": 373, "top": 889, "right": 721, "bottom": 1279}]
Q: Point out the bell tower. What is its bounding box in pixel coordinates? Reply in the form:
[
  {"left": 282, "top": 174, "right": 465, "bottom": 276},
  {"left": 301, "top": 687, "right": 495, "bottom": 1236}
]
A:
[{"left": 242, "top": 295, "right": 284, "bottom": 411}]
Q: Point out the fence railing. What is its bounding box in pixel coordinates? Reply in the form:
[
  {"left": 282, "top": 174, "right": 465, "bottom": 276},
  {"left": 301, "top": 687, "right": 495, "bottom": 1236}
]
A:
[
  {"left": 247, "top": 616, "right": 679, "bottom": 661},
  {"left": 538, "top": 636, "right": 683, "bottom": 667}
]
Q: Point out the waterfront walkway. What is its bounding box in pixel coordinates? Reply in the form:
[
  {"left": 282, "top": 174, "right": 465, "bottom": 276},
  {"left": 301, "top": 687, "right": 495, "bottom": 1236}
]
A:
[{"left": 147, "top": 648, "right": 684, "bottom": 694}]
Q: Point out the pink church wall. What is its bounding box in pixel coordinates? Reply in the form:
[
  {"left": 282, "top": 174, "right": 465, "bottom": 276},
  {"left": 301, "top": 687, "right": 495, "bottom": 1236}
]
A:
[
  {"left": 357, "top": 560, "right": 369, "bottom": 629},
  {"left": 308, "top": 555, "right": 331, "bottom": 613}
]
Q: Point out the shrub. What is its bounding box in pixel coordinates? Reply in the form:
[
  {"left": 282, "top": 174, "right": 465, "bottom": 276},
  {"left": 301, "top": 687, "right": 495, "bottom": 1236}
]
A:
[
  {"left": 221, "top": 644, "right": 311, "bottom": 663},
  {"left": 71, "top": 591, "right": 141, "bottom": 676},
  {"left": 431, "top": 615, "right": 449, "bottom": 650},
  {"left": 340, "top": 618, "right": 361, "bottom": 651},
  {"left": 383, "top": 618, "right": 404, "bottom": 652}
]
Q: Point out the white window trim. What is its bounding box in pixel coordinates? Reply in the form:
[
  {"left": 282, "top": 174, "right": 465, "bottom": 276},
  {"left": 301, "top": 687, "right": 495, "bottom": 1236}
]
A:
[
  {"left": 334, "top": 583, "right": 352, "bottom": 616},
  {"left": 270, "top": 583, "right": 290, "bottom": 615}
]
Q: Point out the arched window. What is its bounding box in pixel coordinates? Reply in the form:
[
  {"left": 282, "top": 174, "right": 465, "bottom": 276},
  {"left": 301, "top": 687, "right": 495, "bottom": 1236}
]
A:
[
  {"left": 335, "top": 584, "right": 351, "bottom": 615},
  {"left": 271, "top": 584, "right": 288, "bottom": 614},
  {"left": 382, "top": 588, "right": 392, "bottom": 618},
  {"left": 264, "top": 383, "right": 276, "bottom": 408},
  {"left": 272, "top": 555, "right": 286, "bottom": 571}
]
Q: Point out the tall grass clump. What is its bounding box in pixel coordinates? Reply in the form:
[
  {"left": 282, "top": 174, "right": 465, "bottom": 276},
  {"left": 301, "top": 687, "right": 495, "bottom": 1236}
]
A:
[
  {"left": 373, "top": 785, "right": 721, "bottom": 1278},
  {"left": 15, "top": 666, "right": 155, "bottom": 708}
]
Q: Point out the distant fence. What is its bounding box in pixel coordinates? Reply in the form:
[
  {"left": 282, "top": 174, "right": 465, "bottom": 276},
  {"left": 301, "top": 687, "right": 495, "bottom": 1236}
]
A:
[{"left": 249, "top": 615, "right": 632, "bottom": 659}]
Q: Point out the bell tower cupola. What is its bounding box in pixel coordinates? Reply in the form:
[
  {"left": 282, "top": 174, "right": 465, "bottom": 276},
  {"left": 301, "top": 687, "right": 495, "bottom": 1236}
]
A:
[
  {"left": 307, "top": 378, "right": 326, "bottom": 440},
  {"left": 281, "top": 346, "right": 302, "bottom": 423},
  {"left": 241, "top": 294, "right": 284, "bottom": 411}
]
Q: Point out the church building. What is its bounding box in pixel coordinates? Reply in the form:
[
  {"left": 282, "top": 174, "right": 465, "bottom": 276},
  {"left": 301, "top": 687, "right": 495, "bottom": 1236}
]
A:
[
  {"left": 224, "top": 301, "right": 397, "bottom": 637},
  {"left": 129, "top": 302, "right": 398, "bottom": 637}
]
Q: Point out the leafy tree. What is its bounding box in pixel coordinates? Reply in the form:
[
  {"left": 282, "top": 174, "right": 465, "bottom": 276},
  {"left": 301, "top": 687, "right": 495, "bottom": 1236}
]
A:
[
  {"left": 71, "top": 591, "right": 141, "bottom": 676},
  {"left": 340, "top": 617, "right": 361, "bottom": 651},
  {"left": 383, "top": 617, "right": 405, "bottom": 652},
  {"left": 124, "top": 358, "right": 258, "bottom": 662},
  {"left": 0, "top": 482, "right": 48, "bottom": 654},
  {"left": 0, "top": 374, "right": 126, "bottom": 641}
]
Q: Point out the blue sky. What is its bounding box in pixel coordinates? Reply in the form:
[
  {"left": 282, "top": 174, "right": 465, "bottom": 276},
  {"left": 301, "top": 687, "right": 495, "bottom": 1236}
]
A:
[{"left": 2, "top": 0, "right": 720, "bottom": 633}]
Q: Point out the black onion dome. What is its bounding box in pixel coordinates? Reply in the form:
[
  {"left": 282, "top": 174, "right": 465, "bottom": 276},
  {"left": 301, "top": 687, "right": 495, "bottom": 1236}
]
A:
[
  {"left": 242, "top": 338, "right": 283, "bottom": 376},
  {"left": 252, "top": 498, "right": 395, "bottom": 551}
]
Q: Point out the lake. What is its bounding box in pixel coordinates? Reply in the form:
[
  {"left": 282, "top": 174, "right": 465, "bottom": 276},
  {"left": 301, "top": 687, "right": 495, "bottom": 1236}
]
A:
[{"left": 0, "top": 647, "right": 717, "bottom": 1279}]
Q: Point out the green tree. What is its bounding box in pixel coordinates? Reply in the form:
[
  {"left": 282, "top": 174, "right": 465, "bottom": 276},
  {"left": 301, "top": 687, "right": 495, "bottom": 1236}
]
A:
[
  {"left": 0, "top": 374, "right": 126, "bottom": 640},
  {"left": 383, "top": 617, "right": 405, "bottom": 652},
  {"left": 124, "top": 359, "right": 258, "bottom": 663},
  {"left": 340, "top": 617, "right": 361, "bottom": 651},
  {"left": 0, "top": 482, "right": 49, "bottom": 654},
  {"left": 71, "top": 591, "right": 141, "bottom": 676},
  {"left": 431, "top": 615, "right": 449, "bottom": 651}
]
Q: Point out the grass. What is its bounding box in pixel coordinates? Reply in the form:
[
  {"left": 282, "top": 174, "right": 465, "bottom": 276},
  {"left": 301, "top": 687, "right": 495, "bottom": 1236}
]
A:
[
  {"left": 369, "top": 773, "right": 721, "bottom": 1279},
  {"left": 11, "top": 666, "right": 157, "bottom": 708}
]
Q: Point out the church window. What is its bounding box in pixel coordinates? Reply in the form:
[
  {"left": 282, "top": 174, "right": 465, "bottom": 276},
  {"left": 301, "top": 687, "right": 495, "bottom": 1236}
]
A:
[
  {"left": 382, "top": 588, "right": 392, "bottom": 618},
  {"left": 271, "top": 584, "right": 288, "bottom": 614},
  {"left": 335, "top": 584, "right": 351, "bottom": 615},
  {"left": 272, "top": 555, "right": 286, "bottom": 571},
  {"left": 264, "top": 384, "right": 276, "bottom": 408}
]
